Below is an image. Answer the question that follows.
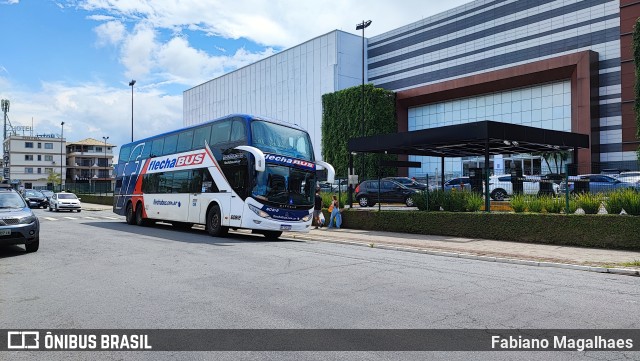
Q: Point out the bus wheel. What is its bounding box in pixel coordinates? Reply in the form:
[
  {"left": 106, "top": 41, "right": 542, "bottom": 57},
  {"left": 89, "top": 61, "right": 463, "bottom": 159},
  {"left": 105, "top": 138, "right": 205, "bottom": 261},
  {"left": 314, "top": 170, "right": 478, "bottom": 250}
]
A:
[
  {"left": 207, "top": 205, "right": 228, "bottom": 237},
  {"left": 135, "top": 203, "right": 149, "bottom": 226},
  {"left": 263, "top": 231, "right": 283, "bottom": 239},
  {"left": 125, "top": 203, "right": 136, "bottom": 225}
]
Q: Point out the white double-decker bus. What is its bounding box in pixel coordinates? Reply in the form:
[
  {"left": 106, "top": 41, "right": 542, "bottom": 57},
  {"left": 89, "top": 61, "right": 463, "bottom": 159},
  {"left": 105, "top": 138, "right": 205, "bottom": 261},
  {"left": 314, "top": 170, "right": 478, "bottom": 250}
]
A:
[{"left": 113, "top": 114, "right": 334, "bottom": 239}]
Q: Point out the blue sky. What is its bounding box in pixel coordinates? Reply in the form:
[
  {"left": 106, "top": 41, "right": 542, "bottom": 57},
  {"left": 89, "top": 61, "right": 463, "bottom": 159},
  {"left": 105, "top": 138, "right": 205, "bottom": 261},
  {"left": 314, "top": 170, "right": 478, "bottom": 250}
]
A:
[{"left": 0, "top": 0, "right": 470, "bottom": 151}]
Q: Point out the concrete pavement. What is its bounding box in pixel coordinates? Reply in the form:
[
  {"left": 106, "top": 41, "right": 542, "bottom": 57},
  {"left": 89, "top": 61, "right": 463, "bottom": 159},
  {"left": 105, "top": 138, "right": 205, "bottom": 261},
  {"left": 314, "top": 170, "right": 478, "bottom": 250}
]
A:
[{"left": 80, "top": 203, "right": 640, "bottom": 276}]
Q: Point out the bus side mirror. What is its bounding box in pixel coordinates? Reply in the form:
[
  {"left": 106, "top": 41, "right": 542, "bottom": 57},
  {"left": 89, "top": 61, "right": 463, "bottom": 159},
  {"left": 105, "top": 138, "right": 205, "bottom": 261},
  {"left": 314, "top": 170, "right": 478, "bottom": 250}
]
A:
[
  {"left": 316, "top": 161, "right": 335, "bottom": 183},
  {"left": 234, "top": 145, "right": 266, "bottom": 172}
]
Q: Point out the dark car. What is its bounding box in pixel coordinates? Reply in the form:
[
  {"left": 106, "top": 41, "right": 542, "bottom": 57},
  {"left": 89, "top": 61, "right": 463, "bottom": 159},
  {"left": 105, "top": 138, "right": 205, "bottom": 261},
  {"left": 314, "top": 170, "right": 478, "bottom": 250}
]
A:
[
  {"left": 23, "top": 189, "right": 49, "bottom": 209},
  {"left": 442, "top": 177, "right": 472, "bottom": 191},
  {"left": 559, "top": 174, "right": 640, "bottom": 194},
  {"left": 40, "top": 189, "right": 54, "bottom": 201},
  {"left": 382, "top": 177, "right": 428, "bottom": 191},
  {"left": 0, "top": 184, "right": 40, "bottom": 252},
  {"left": 354, "top": 179, "right": 420, "bottom": 207}
]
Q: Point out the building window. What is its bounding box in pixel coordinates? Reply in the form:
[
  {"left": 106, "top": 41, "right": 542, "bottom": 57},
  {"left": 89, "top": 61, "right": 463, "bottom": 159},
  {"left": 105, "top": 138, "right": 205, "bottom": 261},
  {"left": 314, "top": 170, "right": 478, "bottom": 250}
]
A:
[
  {"left": 25, "top": 155, "right": 34, "bottom": 161},
  {"left": 45, "top": 155, "right": 53, "bottom": 161},
  {"left": 45, "top": 143, "right": 54, "bottom": 149},
  {"left": 25, "top": 142, "right": 34, "bottom": 148},
  {"left": 44, "top": 168, "right": 53, "bottom": 173},
  {"left": 25, "top": 168, "right": 33, "bottom": 174},
  {"left": 37, "top": 168, "right": 42, "bottom": 174},
  {"left": 37, "top": 155, "right": 42, "bottom": 161},
  {"left": 38, "top": 142, "right": 42, "bottom": 148}
]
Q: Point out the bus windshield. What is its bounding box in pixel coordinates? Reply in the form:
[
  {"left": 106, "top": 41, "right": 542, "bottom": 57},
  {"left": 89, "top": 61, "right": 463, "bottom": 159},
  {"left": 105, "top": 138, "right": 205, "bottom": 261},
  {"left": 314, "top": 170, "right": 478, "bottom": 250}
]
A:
[
  {"left": 252, "top": 164, "right": 315, "bottom": 207},
  {"left": 251, "top": 120, "right": 314, "bottom": 161}
]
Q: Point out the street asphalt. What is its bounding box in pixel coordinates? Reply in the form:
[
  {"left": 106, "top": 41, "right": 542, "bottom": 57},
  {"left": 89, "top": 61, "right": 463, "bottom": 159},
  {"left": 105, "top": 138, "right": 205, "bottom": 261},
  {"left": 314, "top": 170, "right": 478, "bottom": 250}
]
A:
[{"left": 82, "top": 203, "right": 640, "bottom": 277}]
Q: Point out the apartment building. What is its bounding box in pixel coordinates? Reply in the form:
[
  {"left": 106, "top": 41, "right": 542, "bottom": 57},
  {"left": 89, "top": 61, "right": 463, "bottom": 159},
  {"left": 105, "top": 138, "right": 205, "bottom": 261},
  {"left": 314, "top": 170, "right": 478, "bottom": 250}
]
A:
[
  {"left": 66, "top": 138, "right": 115, "bottom": 189},
  {"left": 3, "top": 134, "right": 66, "bottom": 189}
]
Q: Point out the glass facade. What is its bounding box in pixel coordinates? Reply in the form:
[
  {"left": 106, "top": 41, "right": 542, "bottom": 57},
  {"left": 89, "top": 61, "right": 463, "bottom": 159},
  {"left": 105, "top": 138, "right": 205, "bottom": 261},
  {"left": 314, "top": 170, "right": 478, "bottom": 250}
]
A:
[{"left": 408, "top": 80, "right": 572, "bottom": 178}]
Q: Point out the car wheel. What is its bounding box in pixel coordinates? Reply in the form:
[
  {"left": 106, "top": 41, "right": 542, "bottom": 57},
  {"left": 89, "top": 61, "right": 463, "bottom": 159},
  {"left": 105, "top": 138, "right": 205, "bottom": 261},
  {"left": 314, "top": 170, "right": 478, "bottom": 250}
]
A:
[
  {"left": 55, "top": 204, "right": 59, "bottom": 212},
  {"left": 206, "top": 204, "right": 228, "bottom": 237},
  {"left": 125, "top": 202, "right": 136, "bottom": 225},
  {"left": 262, "top": 231, "right": 283, "bottom": 240},
  {"left": 135, "top": 203, "right": 148, "bottom": 226},
  {"left": 405, "top": 196, "right": 415, "bottom": 207},
  {"left": 491, "top": 189, "right": 507, "bottom": 201},
  {"left": 25, "top": 238, "right": 39, "bottom": 253},
  {"left": 77, "top": 209, "right": 81, "bottom": 213},
  {"left": 48, "top": 205, "right": 52, "bottom": 211},
  {"left": 358, "top": 196, "right": 369, "bottom": 207}
]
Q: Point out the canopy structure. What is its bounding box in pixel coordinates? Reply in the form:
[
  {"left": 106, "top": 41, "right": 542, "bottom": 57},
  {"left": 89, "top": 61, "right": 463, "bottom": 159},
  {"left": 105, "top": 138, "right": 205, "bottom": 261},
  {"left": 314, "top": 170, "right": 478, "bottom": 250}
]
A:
[{"left": 347, "top": 120, "right": 590, "bottom": 212}]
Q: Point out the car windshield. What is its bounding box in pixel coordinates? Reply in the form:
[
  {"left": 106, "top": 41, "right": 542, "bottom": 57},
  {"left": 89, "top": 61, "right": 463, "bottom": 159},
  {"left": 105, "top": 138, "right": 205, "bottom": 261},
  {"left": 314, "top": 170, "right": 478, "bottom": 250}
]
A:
[
  {"left": 250, "top": 120, "right": 314, "bottom": 161},
  {"left": 58, "top": 193, "right": 78, "bottom": 200},
  {"left": 0, "top": 192, "right": 27, "bottom": 208},
  {"left": 251, "top": 164, "right": 315, "bottom": 208}
]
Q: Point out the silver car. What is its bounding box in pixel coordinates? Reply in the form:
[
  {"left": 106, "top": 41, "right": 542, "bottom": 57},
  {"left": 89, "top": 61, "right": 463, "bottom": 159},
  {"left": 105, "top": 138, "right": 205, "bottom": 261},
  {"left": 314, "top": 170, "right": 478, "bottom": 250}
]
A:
[{"left": 0, "top": 185, "right": 40, "bottom": 252}]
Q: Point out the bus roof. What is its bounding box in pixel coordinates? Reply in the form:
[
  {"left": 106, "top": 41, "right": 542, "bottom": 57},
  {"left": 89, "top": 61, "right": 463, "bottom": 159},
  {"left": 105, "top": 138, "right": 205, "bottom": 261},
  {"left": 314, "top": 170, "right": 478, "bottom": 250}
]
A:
[{"left": 123, "top": 113, "right": 307, "bottom": 147}]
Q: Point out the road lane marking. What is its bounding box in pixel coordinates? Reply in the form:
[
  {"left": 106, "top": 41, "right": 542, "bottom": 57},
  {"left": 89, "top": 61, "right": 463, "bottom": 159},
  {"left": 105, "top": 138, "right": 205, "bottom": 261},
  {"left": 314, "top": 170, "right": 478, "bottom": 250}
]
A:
[
  {"left": 64, "top": 217, "right": 78, "bottom": 220},
  {"left": 42, "top": 217, "right": 58, "bottom": 221}
]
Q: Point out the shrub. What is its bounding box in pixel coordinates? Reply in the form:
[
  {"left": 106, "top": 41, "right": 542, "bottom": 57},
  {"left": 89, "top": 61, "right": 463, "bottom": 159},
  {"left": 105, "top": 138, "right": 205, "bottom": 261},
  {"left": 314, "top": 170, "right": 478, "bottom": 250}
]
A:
[
  {"left": 575, "top": 193, "right": 602, "bottom": 214},
  {"left": 541, "top": 196, "right": 564, "bottom": 214},
  {"left": 510, "top": 194, "right": 526, "bottom": 213},
  {"left": 428, "top": 190, "right": 445, "bottom": 211},
  {"left": 526, "top": 195, "right": 544, "bottom": 213},
  {"left": 618, "top": 188, "right": 640, "bottom": 215},
  {"left": 442, "top": 190, "right": 467, "bottom": 212},
  {"left": 464, "top": 192, "right": 483, "bottom": 212},
  {"left": 414, "top": 191, "right": 429, "bottom": 211},
  {"left": 604, "top": 189, "right": 626, "bottom": 215},
  {"left": 565, "top": 197, "right": 579, "bottom": 214}
]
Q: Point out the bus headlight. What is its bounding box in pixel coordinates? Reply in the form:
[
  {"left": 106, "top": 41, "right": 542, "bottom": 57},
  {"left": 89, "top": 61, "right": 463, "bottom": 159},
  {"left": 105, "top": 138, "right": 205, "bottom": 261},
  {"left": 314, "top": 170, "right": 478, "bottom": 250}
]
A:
[
  {"left": 249, "top": 204, "right": 271, "bottom": 219},
  {"left": 301, "top": 214, "right": 311, "bottom": 222}
]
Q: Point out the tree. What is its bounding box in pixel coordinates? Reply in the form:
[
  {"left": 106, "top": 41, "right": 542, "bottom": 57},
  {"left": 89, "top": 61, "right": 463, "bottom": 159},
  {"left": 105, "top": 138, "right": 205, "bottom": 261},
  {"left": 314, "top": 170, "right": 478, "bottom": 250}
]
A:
[
  {"left": 534, "top": 151, "right": 569, "bottom": 174},
  {"left": 47, "top": 169, "right": 61, "bottom": 188}
]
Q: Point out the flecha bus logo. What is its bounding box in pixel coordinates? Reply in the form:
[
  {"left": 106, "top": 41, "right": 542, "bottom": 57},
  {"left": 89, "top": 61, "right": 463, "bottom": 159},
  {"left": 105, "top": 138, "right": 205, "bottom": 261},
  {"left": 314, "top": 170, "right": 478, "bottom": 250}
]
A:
[{"left": 147, "top": 152, "right": 205, "bottom": 171}]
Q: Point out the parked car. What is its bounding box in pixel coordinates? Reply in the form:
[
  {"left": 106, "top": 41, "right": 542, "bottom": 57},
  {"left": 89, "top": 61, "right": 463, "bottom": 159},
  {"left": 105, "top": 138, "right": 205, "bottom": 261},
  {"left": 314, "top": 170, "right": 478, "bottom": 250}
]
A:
[
  {"left": 40, "top": 189, "right": 54, "bottom": 201},
  {"left": 23, "top": 189, "right": 49, "bottom": 209},
  {"left": 615, "top": 171, "right": 640, "bottom": 184},
  {"left": 559, "top": 174, "right": 640, "bottom": 194},
  {"left": 0, "top": 184, "right": 40, "bottom": 252},
  {"left": 318, "top": 179, "right": 348, "bottom": 193},
  {"left": 442, "top": 177, "right": 472, "bottom": 192},
  {"left": 354, "top": 179, "right": 420, "bottom": 207},
  {"left": 382, "top": 177, "right": 428, "bottom": 191},
  {"left": 488, "top": 175, "right": 560, "bottom": 201},
  {"left": 48, "top": 192, "right": 82, "bottom": 212}
]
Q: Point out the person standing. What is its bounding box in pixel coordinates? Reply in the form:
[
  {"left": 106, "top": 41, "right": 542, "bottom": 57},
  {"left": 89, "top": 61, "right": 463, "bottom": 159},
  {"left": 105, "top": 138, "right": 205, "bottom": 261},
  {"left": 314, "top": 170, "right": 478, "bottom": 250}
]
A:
[
  {"left": 327, "top": 195, "right": 341, "bottom": 229},
  {"left": 313, "top": 189, "right": 323, "bottom": 229}
]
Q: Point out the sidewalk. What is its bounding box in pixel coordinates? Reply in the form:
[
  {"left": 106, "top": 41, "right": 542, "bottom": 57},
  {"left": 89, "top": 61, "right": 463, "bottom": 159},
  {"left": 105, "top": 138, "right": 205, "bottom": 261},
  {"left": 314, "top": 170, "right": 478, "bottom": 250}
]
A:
[
  {"left": 82, "top": 203, "right": 640, "bottom": 276},
  {"left": 286, "top": 228, "right": 640, "bottom": 276}
]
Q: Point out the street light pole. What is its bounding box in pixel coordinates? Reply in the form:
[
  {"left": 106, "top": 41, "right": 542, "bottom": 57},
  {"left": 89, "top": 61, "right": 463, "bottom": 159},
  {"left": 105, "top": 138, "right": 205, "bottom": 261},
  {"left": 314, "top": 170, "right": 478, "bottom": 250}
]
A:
[
  {"left": 356, "top": 20, "right": 371, "bottom": 180},
  {"left": 60, "top": 121, "right": 65, "bottom": 192},
  {"left": 102, "top": 136, "right": 109, "bottom": 196},
  {"left": 129, "top": 80, "right": 136, "bottom": 142}
]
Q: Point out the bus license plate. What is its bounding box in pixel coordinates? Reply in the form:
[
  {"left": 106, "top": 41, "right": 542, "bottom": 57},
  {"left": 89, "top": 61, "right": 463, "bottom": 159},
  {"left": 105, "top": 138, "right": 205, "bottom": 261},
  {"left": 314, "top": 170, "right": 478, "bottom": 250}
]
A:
[
  {"left": 0, "top": 229, "right": 11, "bottom": 236},
  {"left": 280, "top": 225, "right": 292, "bottom": 231}
]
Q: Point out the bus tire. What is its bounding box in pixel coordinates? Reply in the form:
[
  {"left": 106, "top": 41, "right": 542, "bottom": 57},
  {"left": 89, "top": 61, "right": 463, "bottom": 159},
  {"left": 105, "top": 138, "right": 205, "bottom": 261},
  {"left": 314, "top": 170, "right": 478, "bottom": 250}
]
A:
[
  {"left": 206, "top": 205, "right": 228, "bottom": 237},
  {"left": 135, "top": 203, "right": 149, "bottom": 226},
  {"left": 263, "top": 231, "right": 282, "bottom": 240},
  {"left": 125, "top": 202, "right": 136, "bottom": 225}
]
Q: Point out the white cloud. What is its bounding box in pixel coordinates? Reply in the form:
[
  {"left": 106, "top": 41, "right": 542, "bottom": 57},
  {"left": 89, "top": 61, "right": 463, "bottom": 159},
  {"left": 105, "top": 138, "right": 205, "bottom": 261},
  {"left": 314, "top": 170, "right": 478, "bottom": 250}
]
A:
[
  {"left": 94, "top": 20, "right": 126, "bottom": 47},
  {"left": 120, "top": 23, "right": 157, "bottom": 79},
  {"left": 1, "top": 79, "right": 182, "bottom": 153},
  {"left": 75, "top": 0, "right": 472, "bottom": 47}
]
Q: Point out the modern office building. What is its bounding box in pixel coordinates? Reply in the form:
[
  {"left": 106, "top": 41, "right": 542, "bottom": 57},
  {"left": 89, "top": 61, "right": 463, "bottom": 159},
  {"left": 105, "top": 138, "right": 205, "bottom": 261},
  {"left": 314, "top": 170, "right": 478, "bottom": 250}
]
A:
[{"left": 184, "top": 0, "right": 640, "bottom": 177}]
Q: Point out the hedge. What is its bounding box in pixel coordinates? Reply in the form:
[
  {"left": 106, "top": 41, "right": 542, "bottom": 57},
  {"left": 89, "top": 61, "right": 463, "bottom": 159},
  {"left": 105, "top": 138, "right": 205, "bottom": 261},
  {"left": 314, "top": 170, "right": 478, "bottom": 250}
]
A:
[{"left": 337, "top": 210, "right": 640, "bottom": 250}]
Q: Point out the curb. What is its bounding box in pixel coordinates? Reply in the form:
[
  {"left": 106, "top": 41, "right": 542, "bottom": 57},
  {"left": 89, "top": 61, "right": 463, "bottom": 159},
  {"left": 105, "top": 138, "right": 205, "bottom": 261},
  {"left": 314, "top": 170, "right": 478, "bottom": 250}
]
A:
[{"left": 288, "top": 234, "right": 640, "bottom": 277}]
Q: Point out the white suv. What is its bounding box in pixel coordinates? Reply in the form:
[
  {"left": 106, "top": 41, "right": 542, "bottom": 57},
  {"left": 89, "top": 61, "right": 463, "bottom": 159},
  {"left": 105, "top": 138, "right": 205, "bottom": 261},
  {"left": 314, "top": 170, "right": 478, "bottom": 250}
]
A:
[
  {"left": 488, "top": 175, "right": 559, "bottom": 201},
  {"left": 49, "top": 192, "right": 82, "bottom": 212}
]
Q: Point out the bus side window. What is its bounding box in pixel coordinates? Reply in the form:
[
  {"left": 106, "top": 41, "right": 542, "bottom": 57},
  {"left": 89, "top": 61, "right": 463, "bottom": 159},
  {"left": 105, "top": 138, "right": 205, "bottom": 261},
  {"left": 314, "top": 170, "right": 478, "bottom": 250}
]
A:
[
  {"left": 230, "top": 119, "right": 246, "bottom": 142},
  {"left": 140, "top": 141, "right": 151, "bottom": 159},
  {"left": 210, "top": 120, "right": 231, "bottom": 146},
  {"left": 119, "top": 145, "right": 131, "bottom": 163},
  {"left": 193, "top": 125, "right": 212, "bottom": 149},
  {"left": 151, "top": 138, "right": 164, "bottom": 157},
  {"left": 176, "top": 130, "right": 194, "bottom": 153},
  {"left": 163, "top": 134, "right": 178, "bottom": 155}
]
